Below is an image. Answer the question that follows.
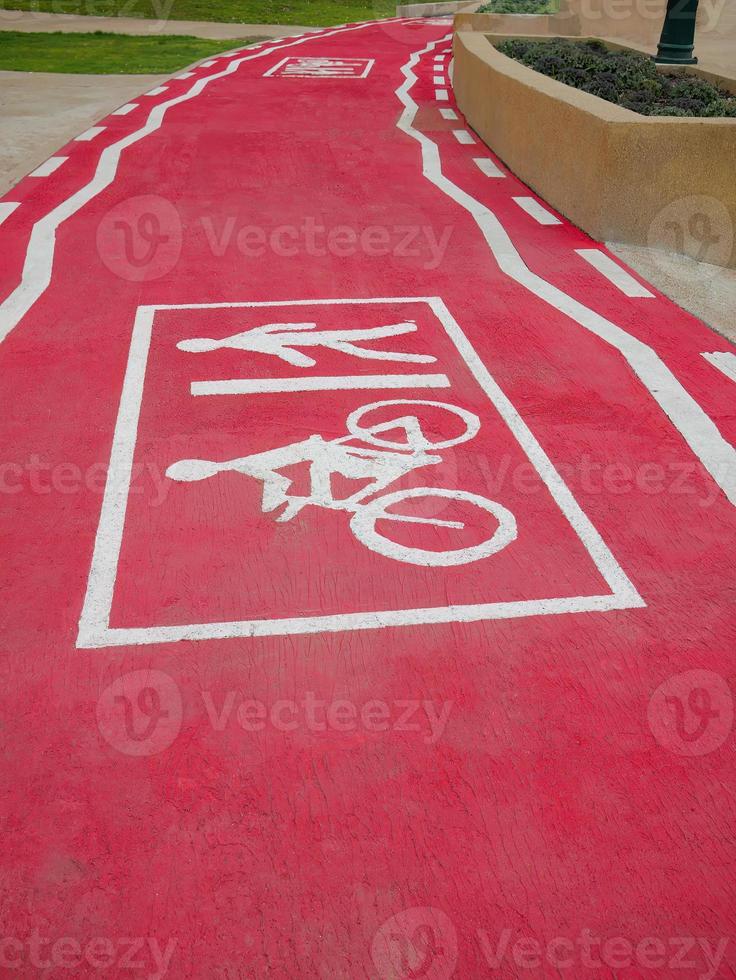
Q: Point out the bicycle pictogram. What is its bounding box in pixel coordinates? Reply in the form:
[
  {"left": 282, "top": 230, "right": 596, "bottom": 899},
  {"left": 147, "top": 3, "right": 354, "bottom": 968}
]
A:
[{"left": 167, "top": 399, "right": 517, "bottom": 567}]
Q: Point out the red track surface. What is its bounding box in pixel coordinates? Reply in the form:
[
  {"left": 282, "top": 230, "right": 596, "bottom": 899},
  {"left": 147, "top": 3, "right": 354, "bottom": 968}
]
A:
[{"left": 1, "top": 18, "right": 735, "bottom": 979}]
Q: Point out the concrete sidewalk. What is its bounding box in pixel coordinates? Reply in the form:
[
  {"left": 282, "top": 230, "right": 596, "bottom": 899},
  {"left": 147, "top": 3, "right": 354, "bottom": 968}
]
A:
[
  {"left": 0, "top": 10, "right": 316, "bottom": 192},
  {"left": 0, "top": 69, "right": 168, "bottom": 193},
  {"left": 0, "top": 9, "right": 318, "bottom": 38}
]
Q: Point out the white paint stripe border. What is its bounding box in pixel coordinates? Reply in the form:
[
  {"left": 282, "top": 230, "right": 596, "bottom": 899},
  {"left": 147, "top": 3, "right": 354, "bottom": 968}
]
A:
[
  {"left": 474, "top": 157, "right": 505, "bottom": 179},
  {"left": 29, "top": 157, "right": 67, "bottom": 178},
  {"left": 576, "top": 249, "right": 654, "bottom": 298},
  {"left": 75, "top": 127, "right": 106, "bottom": 143},
  {"left": 702, "top": 352, "right": 736, "bottom": 384},
  {"left": 396, "top": 34, "right": 736, "bottom": 507},
  {"left": 0, "top": 202, "right": 20, "bottom": 226},
  {"left": 513, "top": 196, "right": 562, "bottom": 226},
  {"left": 80, "top": 594, "right": 640, "bottom": 648}
]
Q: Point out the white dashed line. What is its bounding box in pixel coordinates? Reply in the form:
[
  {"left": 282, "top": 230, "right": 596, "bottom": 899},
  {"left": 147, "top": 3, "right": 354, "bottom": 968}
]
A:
[
  {"left": 453, "top": 129, "right": 475, "bottom": 145},
  {"left": 435, "top": 88, "right": 448, "bottom": 100},
  {"left": 112, "top": 103, "right": 138, "bottom": 116},
  {"left": 175, "top": 71, "right": 195, "bottom": 79},
  {"left": 29, "top": 157, "right": 68, "bottom": 178},
  {"left": 575, "top": 249, "right": 654, "bottom": 298},
  {"left": 395, "top": 35, "right": 736, "bottom": 505},
  {"left": 75, "top": 127, "right": 106, "bottom": 142},
  {"left": 433, "top": 74, "right": 445, "bottom": 84},
  {"left": 702, "top": 352, "right": 736, "bottom": 383},
  {"left": 144, "top": 86, "right": 169, "bottom": 96},
  {"left": 0, "top": 202, "right": 20, "bottom": 226},
  {"left": 473, "top": 157, "right": 505, "bottom": 178},
  {"left": 513, "top": 196, "right": 562, "bottom": 225},
  {"left": 440, "top": 108, "right": 458, "bottom": 120}
]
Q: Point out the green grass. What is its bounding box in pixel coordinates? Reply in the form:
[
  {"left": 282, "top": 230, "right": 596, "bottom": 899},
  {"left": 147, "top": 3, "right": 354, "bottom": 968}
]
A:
[
  {"left": 0, "top": 30, "right": 259, "bottom": 71},
  {"left": 0, "top": 0, "right": 404, "bottom": 27}
]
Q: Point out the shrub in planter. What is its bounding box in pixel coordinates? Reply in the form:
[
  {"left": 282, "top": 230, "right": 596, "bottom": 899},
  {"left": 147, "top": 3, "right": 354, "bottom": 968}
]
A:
[
  {"left": 477, "top": 0, "right": 555, "bottom": 13},
  {"left": 496, "top": 38, "right": 736, "bottom": 117}
]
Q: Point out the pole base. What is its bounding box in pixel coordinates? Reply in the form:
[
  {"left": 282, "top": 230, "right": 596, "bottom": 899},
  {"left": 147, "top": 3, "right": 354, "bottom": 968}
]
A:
[{"left": 653, "top": 52, "right": 698, "bottom": 64}]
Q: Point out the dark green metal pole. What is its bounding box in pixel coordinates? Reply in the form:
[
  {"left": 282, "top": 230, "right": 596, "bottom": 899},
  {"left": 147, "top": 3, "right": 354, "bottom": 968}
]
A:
[{"left": 654, "top": 0, "right": 700, "bottom": 64}]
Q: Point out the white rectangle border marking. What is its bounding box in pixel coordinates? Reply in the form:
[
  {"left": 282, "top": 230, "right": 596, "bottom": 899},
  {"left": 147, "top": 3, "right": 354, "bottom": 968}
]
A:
[{"left": 77, "top": 295, "right": 644, "bottom": 649}]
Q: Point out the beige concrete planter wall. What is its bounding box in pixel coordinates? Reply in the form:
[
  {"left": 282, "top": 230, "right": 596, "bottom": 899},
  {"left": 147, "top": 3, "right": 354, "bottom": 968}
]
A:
[
  {"left": 565, "top": 0, "right": 719, "bottom": 45},
  {"left": 455, "top": 11, "right": 581, "bottom": 35},
  {"left": 452, "top": 31, "right": 736, "bottom": 268},
  {"left": 456, "top": 2, "right": 718, "bottom": 46}
]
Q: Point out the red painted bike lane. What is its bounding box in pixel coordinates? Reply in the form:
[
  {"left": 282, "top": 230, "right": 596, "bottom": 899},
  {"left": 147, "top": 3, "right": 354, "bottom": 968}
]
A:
[{"left": 0, "top": 18, "right": 734, "bottom": 979}]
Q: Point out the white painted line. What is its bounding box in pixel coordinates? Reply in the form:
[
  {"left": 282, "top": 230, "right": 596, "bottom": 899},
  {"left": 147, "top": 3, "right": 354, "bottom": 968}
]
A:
[
  {"left": 473, "top": 157, "right": 505, "bottom": 178},
  {"left": 440, "top": 108, "right": 458, "bottom": 120},
  {"left": 200, "top": 60, "right": 217, "bottom": 67},
  {"left": 434, "top": 54, "right": 445, "bottom": 61},
  {"left": 29, "top": 157, "right": 67, "bottom": 178},
  {"left": 81, "top": 594, "right": 644, "bottom": 648},
  {"left": 435, "top": 88, "right": 449, "bottom": 100},
  {"left": 144, "top": 86, "right": 169, "bottom": 96},
  {"left": 175, "top": 71, "right": 195, "bottom": 79},
  {"left": 703, "top": 352, "right": 736, "bottom": 384},
  {"left": 576, "top": 249, "right": 654, "bottom": 298},
  {"left": 75, "top": 127, "right": 106, "bottom": 142},
  {"left": 0, "top": 202, "right": 20, "bottom": 226},
  {"left": 433, "top": 74, "right": 445, "bottom": 85},
  {"left": 453, "top": 129, "right": 475, "bottom": 145},
  {"left": 396, "top": 33, "right": 736, "bottom": 506},
  {"left": 513, "top": 196, "right": 562, "bottom": 225},
  {"left": 191, "top": 374, "right": 451, "bottom": 396},
  {"left": 0, "top": 20, "right": 387, "bottom": 349},
  {"left": 112, "top": 103, "right": 138, "bottom": 116}
]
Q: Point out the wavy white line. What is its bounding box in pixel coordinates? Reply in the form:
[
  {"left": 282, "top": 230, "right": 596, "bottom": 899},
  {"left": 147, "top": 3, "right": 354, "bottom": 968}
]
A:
[
  {"left": 0, "top": 19, "right": 404, "bottom": 347},
  {"left": 397, "top": 34, "right": 736, "bottom": 507}
]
